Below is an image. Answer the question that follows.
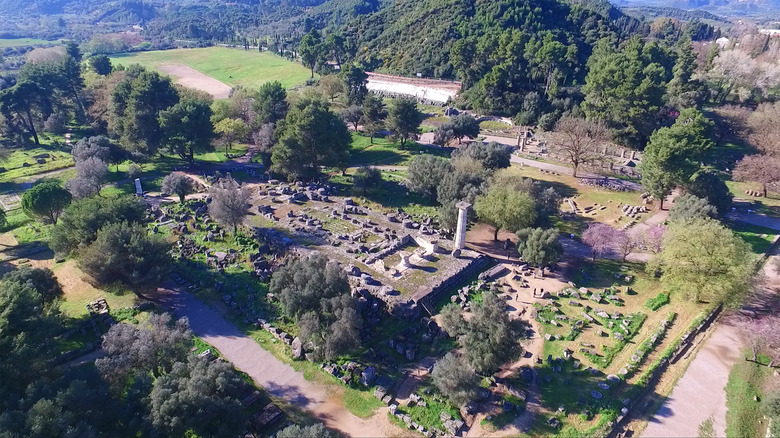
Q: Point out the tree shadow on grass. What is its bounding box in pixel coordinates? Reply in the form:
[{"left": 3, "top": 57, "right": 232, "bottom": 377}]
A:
[{"left": 566, "top": 259, "right": 644, "bottom": 291}]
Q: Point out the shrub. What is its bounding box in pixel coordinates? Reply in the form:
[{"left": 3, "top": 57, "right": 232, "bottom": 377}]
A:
[
  {"left": 646, "top": 293, "right": 670, "bottom": 311},
  {"left": 353, "top": 166, "right": 382, "bottom": 194}
]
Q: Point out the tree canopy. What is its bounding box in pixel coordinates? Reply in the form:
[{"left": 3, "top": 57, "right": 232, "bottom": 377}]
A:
[
  {"left": 50, "top": 195, "right": 146, "bottom": 256},
  {"left": 21, "top": 180, "right": 72, "bottom": 224},
  {"left": 474, "top": 184, "right": 537, "bottom": 240},
  {"left": 78, "top": 221, "right": 172, "bottom": 289},
  {"left": 439, "top": 291, "right": 524, "bottom": 373},
  {"left": 516, "top": 227, "right": 562, "bottom": 268},
  {"left": 583, "top": 37, "right": 671, "bottom": 148},
  {"left": 159, "top": 96, "right": 215, "bottom": 163},
  {"left": 386, "top": 97, "right": 424, "bottom": 148},
  {"left": 649, "top": 217, "right": 755, "bottom": 306},
  {"left": 269, "top": 254, "right": 361, "bottom": 360},
  {"left": 271, "top": 96, "right": 351, "bottom": 180},
  {"left": 668, "top": 194, "right": 717, "bottom": 222},
  {"left": 430, "top": 353, "right": 480, "bottom": 406}
]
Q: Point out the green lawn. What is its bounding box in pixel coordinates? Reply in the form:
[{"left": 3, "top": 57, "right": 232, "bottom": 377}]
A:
[
  {"left": 0, "top": 38, "right": 63, "bottom": 48},
  {"left": 110, "top": 47, "right": 313, "bottom": 90},
  {"left": 479, "top": 120, "right": 511, "bottom": 131},
  {"left": 349, "top": 133, "right": 449, "bottom": 166}
]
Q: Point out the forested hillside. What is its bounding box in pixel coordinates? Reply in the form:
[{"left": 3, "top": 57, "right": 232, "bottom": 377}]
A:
[{"left": 338, "top": 0, "right": 642, "bottom": 115}]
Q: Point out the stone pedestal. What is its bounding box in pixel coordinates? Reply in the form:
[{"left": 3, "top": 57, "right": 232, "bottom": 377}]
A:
[
  {"left": 455, "top": 201, "right": 471, "bottom": 250},
  {"left": 399, "top": 253, "right": 411, "bottom": 269}
]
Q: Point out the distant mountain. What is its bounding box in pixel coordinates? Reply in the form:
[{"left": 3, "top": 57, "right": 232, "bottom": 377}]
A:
[
  {"left": 619, "top": 5, "right": 730, "bottom": 22},
  {"left": 611, "top": 0, "right": 780, "bottom": 17}
]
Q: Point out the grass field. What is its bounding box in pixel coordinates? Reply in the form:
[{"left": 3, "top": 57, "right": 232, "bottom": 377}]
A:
[
  {"left": 110, "top": 47, "right": 313, "bottom": 90},
  {"left": 349, "top": 133, "right": 449, "bottom": 166},
  {"left": 728, "top": 221, "right": 779, "bottom": 254},
  {"left": 0, "top": 38, "right": 63, "bottom": 48}
]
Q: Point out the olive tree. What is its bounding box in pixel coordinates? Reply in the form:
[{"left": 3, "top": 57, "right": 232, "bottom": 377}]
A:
[
  {"left": 207, "top": 176, "right": 250, "bottom": 234},
  {"left": 431, "top": 353, "right": 480, "bottom": 406},
  {"left": 162, "top": 172, "right": 195, "bottom": 203}
]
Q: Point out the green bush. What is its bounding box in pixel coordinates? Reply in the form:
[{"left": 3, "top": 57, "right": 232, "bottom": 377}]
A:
[{"left": 646, "top": 293, "right": 670, "bottom": 311}]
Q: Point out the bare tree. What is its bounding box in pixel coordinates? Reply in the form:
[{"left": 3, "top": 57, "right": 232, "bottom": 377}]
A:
[
  {"left": 733, "top": 314, "right": 780, "bottom": 366},
  {"left": 733, "top": 154, "right": 780, "bottom": 197},
  {"left": 548, "top": 116, "right": 609, "bottom": 177},
  {"left": 66, "top": 157, "right": 108, "bottom": 198},
  {"left": 747, "top": 102, "right": 780, "bottom": 157},
  {"left": 713, "top": 105, "right": 750, "bottom": 146},
  {"left": 162, "top": 172, "right": 195, "bottom": 203},
  {"left": 208, "top": 176, "right": 250, "bottom": 234},
  {"left": 252, "top": 122, "right": 275, "bottom": 153},
  {"left": 643, "top": 224, "right": 666, "bottom": 254}
]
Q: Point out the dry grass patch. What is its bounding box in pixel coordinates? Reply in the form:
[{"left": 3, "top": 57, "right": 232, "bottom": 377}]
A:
[{"left": 54, "top": 260, "right": 139, "bottom": 317}]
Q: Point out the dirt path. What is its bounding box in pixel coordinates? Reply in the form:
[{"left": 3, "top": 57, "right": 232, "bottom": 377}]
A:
[
  {"left": 158, "top": 63, "right": 232, "bottom": 99},
  {"left": 151, "top": 285, "right": 404, "bottom": 437},
  {"left": 641, "top": 245, "right": 780, "bottom": 437},
  {"left": 640, "top": 324, "right": 743, "bottom": 437},
  {"left": 727, "top": 212, "right": 780, "bottom": 231}
]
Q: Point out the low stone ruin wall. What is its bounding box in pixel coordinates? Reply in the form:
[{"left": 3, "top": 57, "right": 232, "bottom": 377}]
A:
[{"left": 412, "top": 253, "right": 493, "bottom": 309}]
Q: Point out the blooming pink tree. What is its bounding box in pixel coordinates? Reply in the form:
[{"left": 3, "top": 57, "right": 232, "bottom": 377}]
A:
[
  {"left": 643, "top": 224, "right": 667, "bottom": 254},
  {"left": 733, "top": 314, "right": 780, "bottom": 366},
  {"left": 614, "top": 229, "right": 642, "bottom": 261},
  {"left": 582, "top": 223, "right": 617, "bottom": 260}
]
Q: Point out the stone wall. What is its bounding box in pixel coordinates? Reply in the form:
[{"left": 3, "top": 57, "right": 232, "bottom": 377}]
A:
[
  {"left": 412, "top": 253, "right": 493, "bottom": 309},
  {"left": 608, "top": 305, "right": 723, "bottom": 437}
]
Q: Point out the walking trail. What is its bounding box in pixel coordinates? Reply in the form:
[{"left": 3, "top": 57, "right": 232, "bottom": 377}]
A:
[
  {"left": 641, "top": 243, "right": 780, "bottom": 437},
  {"left": 152, "top": 285, "right": 403, "bottom": 437}
]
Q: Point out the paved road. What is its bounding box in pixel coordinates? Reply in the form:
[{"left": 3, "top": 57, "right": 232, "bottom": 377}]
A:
[{"left": 152, "top": 285, "right": 401, "bottom": 437}]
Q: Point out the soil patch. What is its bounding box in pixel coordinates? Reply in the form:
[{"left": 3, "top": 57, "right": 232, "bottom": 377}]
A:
[{"left": 158, "top": 63, "right": 232, "bottom": 99}]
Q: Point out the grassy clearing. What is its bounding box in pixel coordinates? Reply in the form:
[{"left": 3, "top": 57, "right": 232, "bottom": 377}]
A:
[
  {"left": 342, "top": 387, "right": 384, "bottom": 418},
  {"left": 110, "top": 47, "right": 313, "bottom": 90},
  {"left": 329, "top": 169, "right": 438, "bottom": 219},
  {"left": 54, "top": 260, "right": 140, "bottom": 318},
  {"left": 348, "top": 132, "right": 450, "bottom": 167},
  {"left": 725, "top": 179, "right": 780, "bottom": 217},
  {"left": 497, "top": 165, "right": 649, "bottom": 236},
  {"left": 0, "top": 38, "right": 63, "bottom": 48},
  {"left": 725, "top": 353, "right": 772, "bottom": 438},
  {"left": 537, "top": 257, "right": 705, "bottom": 418},
  {"left": 246, "top": 326, "right": 385, "bottom": 418},
  {"left": 0, "top": 146, "right": 74, "bottom": 185},
  {"left": 479, "top": 120, "right": 512, "bottom": 131}
]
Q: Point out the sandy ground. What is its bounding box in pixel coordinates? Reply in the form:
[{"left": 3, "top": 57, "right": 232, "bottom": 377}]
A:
[
  {"left": 640, "top": 324, "right": 743, "bottom": 437},
  {"left": 151, "top": 284, "right": 405, "bottom": 438},
  {"left": 464, "top": 265, "right": 561, "bottom": 437},
  {"left": 158, "top": 63, "right": 232, "bottom": 99}
]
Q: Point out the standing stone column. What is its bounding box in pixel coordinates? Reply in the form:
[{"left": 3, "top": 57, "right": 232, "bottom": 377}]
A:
[{"left": 455, "top": 201, "right": 471, "bottom": 250}]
